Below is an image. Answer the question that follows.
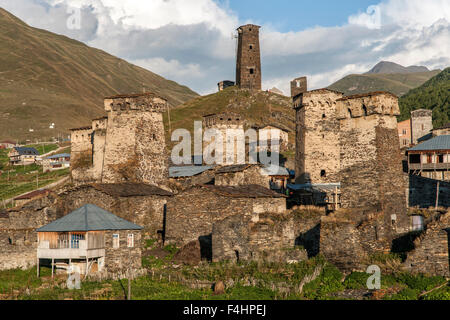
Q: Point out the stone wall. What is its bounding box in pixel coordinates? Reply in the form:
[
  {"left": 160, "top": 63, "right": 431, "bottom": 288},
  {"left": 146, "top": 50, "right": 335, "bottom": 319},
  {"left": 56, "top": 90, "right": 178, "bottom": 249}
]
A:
[
  {"left": 408, "top": 175, "right": 450, "bottom": 208},
  {"left": 101, "top": 94, "right": 168, "bottom": 185},
  {"left": 104, "top": 229, "right": 142, "bottom": 273},
  {"left": 236, "top": 24, "right": 261, "bottom": 91},
  {"left": 294, "top": 89, "right": 343, "bottom": 184},
  {"left": 411, "top": 109, "right": 433, "bottom": 144},
  {"left": 165, "top": 186, "right": 286, "bottom": 248},
  {"left": 0, "top": 194, "right": 61, "bottom": 270},
  {"left": 214, "top": 165, "right": 269, "bottom": 188},
  {"left": 212, "top": 213, "right": 307, "bottom": 263},
  {"left": 403, "top": 212, "right": 449, "bottom": 276}
]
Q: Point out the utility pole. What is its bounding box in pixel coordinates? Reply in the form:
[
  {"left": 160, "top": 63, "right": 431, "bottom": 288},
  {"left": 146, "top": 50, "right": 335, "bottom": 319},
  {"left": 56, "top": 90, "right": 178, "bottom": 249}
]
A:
[
  {"left": 127, "top": 246, "right": 131, "bottom": 300},
  {"left": 435, "top": 181, "right": 440, "bottom": 210}
]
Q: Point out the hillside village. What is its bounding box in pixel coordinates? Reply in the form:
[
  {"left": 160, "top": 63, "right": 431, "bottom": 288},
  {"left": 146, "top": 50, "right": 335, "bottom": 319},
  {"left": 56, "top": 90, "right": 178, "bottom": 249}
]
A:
[{"left": 0, "top": 22, "right": 449, "bottom": 300}]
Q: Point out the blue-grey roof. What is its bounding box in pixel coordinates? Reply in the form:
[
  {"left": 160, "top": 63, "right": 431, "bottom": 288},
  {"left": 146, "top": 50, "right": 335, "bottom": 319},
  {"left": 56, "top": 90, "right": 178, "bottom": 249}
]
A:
[
  {"left": 36, "top": 204, "right": 143, "bottom": 232},
  {"left": 47, "top": 153, "right": 71, "bottom": 159},
  {"left": 169, "top": 166, "right": 213, "bottom": 178},
  {"left": 408, "top": 135, "right": 450, "bottom": 152},
  {"left": 14, "top": 147, "right": 39, "bottom": 155}
]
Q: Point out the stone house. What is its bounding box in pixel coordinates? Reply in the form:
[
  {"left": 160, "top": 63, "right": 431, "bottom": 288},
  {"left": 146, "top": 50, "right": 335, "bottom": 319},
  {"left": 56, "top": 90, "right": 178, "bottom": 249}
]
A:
[
  {"left": 13, "top": 189, "right": 52, "bottom": 207},
  {"left": 58, "top": 183, "right": 173, "bottom": 240},
  {"left": 42, "top": 153, "right": 70, "bottom": 173},
  {"left": 433, "top": 123, "right": 450, "bottom": 137},
  {"left": 169, "top": 165, "right": 216, "bottom": 190},
  {"left": 218, "top": 80, "right": 235, "bottom": 91},
  {"left": 411, "top": 109, "right": 433, "bottom": 144},
  {"left": 214, "top": 164, "right": 268, "bottom": 188},
  {"left": 165, "top": 184, "right": 287, "bottom": 258},
  {"left": 8, "top": 147, "right": 39, "bottom": 165},
  {"left": 253, "top": 124, "right": 290, "bottom": 151},
  {"left": 407, "top": 135, "right": 450, "bottom": 181},
  {"left": 36, "top": 204, "right": 143, "bottom": 277}
]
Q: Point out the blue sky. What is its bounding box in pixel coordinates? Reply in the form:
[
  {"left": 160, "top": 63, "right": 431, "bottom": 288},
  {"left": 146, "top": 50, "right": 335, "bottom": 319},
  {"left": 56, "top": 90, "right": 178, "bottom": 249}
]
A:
[
  {"left": 226, "top": 0, "right": 379, "bottom": 31},
  {"left": 0, "top": 0, "right": 449, "bottom": 94}
]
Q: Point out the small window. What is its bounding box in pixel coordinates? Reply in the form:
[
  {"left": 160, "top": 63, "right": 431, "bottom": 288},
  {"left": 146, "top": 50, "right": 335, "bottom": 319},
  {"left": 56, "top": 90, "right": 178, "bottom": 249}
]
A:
[
  {"left": 112, "top": 234, "right": 119, "bottom": 248},
  {"left": 249, "top": 45, "right": 253, "bottom": 50},
  {"left": 250, "top": 68, "right": 254, "bottom": 74},
  {"left": 402, "top": 129, "right": 407, "bottom": 135},
  {"left": 322, "top": 114, "right": 326, "bottom": 119},
  {"left": 127, "top": 234, "right": 134, "bottom": 248},
  {"left": 347, "top": 108, "right": 352, "bottom": 118},
  {"left": 422, "top": 124, "right": 424, "bottom": 130},
  {"left": 320, "top": 170, "right": 326, "bottom": 177}
]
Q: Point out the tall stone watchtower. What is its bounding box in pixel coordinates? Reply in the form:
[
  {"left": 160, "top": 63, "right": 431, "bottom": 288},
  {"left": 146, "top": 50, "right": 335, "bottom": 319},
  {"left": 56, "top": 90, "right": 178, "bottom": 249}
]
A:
[
  {"left": 411, "top": 109, "right": 433, "bottom": 144},
  {"left": 236, "top": 24, "right": 262, "bottom": 91},
  {"left": 101, "top": 93, "right": 169, "bottom": 186}
]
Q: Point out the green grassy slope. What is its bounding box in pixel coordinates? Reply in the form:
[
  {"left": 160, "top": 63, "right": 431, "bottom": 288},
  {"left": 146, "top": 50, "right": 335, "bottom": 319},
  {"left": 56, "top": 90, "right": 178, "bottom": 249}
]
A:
[
  {"left": 0, "top": 8, "right": 198, "bottom": 141},
  {"left": 398, "top": 67, "right": 450, "bottom": 128},
  {"left": 328, "top": 70, "right": 441, "bottom": 97},
  {"left": 163, "top": 86, "right": 295, "bottom": 150}
]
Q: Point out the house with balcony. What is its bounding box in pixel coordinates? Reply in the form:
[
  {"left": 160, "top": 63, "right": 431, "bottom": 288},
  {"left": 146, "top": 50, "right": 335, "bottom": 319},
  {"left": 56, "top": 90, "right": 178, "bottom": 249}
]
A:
[
  {"left": 407, "top": 135, "right": 450, "bottom": 181},
  {"left": 36, "top": 204, "right": 143, "bottom": 277},
  {"left": 8, "top": 147, "right": 39, "bottom": 165},
  {"left": 42, "top": 153, "right": 71, "bottom": 172}
]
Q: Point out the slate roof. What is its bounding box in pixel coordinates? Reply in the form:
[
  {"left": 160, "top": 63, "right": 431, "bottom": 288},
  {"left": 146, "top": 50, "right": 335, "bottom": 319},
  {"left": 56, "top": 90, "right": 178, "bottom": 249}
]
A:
[
  {"left": 91, "top": 183, "right": 173, "bottom": 197},
  {"left": 434, "top": 123, "right": 450, "bottom": 130},
  {"left": 408, "top": 135, "right": 450, "bottom": 152},
  {"left": 36, "top": 204, "right": 143, "bottom": 232},
  {"left": 215, "top": 164, "right": 258, "bottom": 174},
  {"left": 14, "top": 189, "right": 50, "bottom": 200},
  {"left": 200, "top": 184, "right": 286, "bottom": 198},
  {"left": 13, "top": 147, "right": 39, "bottom": 156},
  {"left": 169, "top": 166, "right": 214, "bottom": 178}
]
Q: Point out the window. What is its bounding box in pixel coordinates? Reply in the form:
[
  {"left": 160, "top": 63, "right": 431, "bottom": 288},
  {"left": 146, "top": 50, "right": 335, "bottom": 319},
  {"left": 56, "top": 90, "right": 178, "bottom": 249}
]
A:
[
  {"left": 250, "top": 68, "right": 254, "bottom": 74},
  {"left": 320, "top": 170, "right": 326, "bottom": 177},
  {"left": 362, "top": 105, "right": 368, "bottom": 116},
  {"left": 112, "top": 234, "right": 119, "bottom": 248},
  {"left": 422, "top": 124, "right": 424, "bottom": 130},
  {"left": 347, "top": 108, "right": 352, "bottom": 118},
  {"left": 322, "top": 114, "right": 326, "bottom": 119},
  {"left": 402, "top": 129, "right": 407, "bottom": 135},
  {"left": 127, "top": 234, "right": 134, "bottom": 248},
  {"left": 249, "top": 45, "right": 253, "bottom": 50}
]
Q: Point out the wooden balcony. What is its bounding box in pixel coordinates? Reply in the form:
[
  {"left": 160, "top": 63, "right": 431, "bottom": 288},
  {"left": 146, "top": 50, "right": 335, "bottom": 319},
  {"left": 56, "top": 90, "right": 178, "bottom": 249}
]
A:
[
  {"left": 37, "top": 240, "right": 105, "bottom": 259},
  {"left": 409, "top": 163, "right": 450, "bottom": 170}
]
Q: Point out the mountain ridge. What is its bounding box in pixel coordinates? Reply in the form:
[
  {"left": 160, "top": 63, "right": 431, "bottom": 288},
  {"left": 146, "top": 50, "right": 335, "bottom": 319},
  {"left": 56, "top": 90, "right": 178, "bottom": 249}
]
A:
[{"left": 0, "top": 8, "right": 198, "bottom": 141}]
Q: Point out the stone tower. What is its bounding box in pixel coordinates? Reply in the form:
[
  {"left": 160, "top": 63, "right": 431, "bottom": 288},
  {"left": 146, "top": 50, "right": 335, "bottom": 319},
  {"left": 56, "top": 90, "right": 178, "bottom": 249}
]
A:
[
  {"left": 293, "top": 88, "right": 344, "bottom": 184},
  {"left": 236, "top": 24, "right": 262, "bottom": 91},
  {"left": 101, "top": 93, "right": 169, "bottom": 185},
  {"left": 411, "top": 109, "right": 433, "bottom": 144}
]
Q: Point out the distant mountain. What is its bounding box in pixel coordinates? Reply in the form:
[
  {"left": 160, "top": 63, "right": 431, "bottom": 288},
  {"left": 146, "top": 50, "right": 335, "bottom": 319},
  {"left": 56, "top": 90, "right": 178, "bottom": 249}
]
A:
[
  {"left": 0, "top": 8, "right": 198, "bottom": 141},
  {"left": 328, "top": 61, "right": 440, "bottom": 97},
  {"left": 399, "top": 67, "right": 450, "bottom": 128},
  {"left": 366, "top": 61, "right": 429, "bottom": 74}
]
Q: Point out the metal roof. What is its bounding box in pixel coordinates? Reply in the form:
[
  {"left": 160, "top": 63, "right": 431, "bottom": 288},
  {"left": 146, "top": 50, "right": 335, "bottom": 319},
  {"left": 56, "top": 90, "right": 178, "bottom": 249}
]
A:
[
  {"left": 408, "top": 135, "right": 450, "bottom": 152},
  {"left": 36, "top": 204, "right": 143, "bottom": 232},
  {"left": 47, "top": 153, "right": 71, "bottom": 159},
  {"left": 169, "top": 166, "right": 214, "bottom": 178},
  {"left": 261, "top": 165, "right": 290, "bottom": 176}
]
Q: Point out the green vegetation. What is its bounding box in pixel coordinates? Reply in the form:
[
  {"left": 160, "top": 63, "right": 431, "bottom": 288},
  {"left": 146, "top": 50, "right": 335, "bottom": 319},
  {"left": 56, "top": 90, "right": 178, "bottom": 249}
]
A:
[
  {"left": 0, "top": 160, "right": 69, "bottom": 201},
  {"left": 398, "top": 67, "right": 450, "bottom": 128},
  {"left": 23, "top": 143, "right": 58, "bottom": 155},
  {"left": 0, "top": 8, "right": 198, "bottom": 142},
  {"left": 164, "top": 86, "right": 294, "bottom": 150}
]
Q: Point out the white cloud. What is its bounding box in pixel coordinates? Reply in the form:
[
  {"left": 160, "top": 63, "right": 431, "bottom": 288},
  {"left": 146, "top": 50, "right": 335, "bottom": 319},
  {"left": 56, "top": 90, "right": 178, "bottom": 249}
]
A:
[{"left": 0, "top": 0, "right": 449, "bottom": 95}]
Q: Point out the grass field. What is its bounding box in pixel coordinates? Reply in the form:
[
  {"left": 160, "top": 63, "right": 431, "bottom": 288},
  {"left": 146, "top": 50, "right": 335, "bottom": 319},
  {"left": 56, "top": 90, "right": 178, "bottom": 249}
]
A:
[
  {"left": 23, "top": 143, "right": 58, "bottom": 155},
  {"left": 0, "top": 146, "right": 69, "bottom": 202},
  {"left": 1, "top": 252, "right": 448, "bottom": 300}
]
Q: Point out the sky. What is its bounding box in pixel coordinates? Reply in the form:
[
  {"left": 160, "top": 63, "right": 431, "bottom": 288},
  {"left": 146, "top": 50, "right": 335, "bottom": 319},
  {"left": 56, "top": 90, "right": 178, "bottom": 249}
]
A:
[{"left": 0, "top": 0, "right": 449, "bottom": 95}]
